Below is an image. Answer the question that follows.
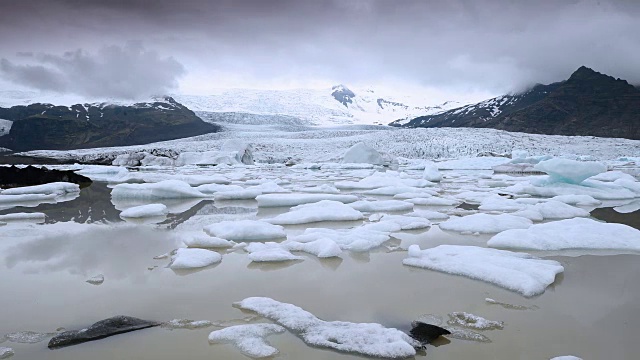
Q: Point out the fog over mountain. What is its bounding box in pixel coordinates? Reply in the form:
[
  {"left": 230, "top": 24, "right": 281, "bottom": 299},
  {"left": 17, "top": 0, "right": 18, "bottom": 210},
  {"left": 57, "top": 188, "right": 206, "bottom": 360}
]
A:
[{"left": 1, "top": 0, "right": 639, "bottom": 100}]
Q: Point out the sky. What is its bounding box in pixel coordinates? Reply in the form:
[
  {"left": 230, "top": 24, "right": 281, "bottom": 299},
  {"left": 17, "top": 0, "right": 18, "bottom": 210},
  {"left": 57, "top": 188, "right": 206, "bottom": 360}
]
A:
[{"left": 0, "top": 0, "right": 639, "bottom": 102}]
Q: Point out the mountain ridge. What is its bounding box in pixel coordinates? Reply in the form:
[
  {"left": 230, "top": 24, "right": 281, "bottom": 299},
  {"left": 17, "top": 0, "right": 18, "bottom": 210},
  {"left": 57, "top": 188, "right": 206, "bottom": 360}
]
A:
[{"left": 392, "top": 66, "right": 640, "bottom": 140}]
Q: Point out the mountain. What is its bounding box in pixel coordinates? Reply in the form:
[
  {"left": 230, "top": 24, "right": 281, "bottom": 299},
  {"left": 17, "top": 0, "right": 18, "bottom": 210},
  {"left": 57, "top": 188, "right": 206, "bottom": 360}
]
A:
[
  {"left": 173, "top": 85, "right": 463, "bottom": 126},
  {"left": 393, "top": 66, "right": 640, "bottom": 140},
  {"left": 0, "top": 96, "right": 220, "bottom": 151}
]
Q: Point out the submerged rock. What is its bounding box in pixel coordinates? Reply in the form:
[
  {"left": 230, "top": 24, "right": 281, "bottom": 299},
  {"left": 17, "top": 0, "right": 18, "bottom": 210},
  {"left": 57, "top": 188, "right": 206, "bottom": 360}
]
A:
[
  {"left": 409, "top": 321, "right": 451, "bottom": 344},
  {"left": 48, "top": 316, "right": 159, "bottom": 349},
  {"left": 0, "top": 347, "right": 14, "bottom": 359}
]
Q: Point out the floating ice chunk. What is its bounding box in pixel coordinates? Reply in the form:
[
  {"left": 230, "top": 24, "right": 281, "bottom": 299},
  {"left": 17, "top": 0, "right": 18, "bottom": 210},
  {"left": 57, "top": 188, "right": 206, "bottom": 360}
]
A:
[
  {"left": 405, "top": 209, "right": 450, "bottom": 221},
  {"left": 510, "top": 209, "right": 544, "bottom": 222},
  {"left": 478, "top": 196, "right": 527, "bottom": 212},
  {"left": 348, "top": 200, "right": 413, "bottom": 212},
  {"left": 614, "top": 200, "right": 640, "bottom": 214},
  {"left": 284, "top": 238, "right": 342, "bottom": 258},
  {"left": 75, "top": 166, "right": 130, "bottom": 182},
  {"left": 235, "top": 297, "right": 419, "bottom": 358},
  {"left": 181, "top": 232, "right": 235, "bottom": 248},
  {"left": 204, "top": 220, "right": 285, "bottom": 241},
  {"left": 534, "top": 159, "right": 607, "bottom": 184},
  {"left": 445, "top": 328, "right": 491, "bottom": 343},
  {"left": 0, "top": 347, "right": 14, "bottom": 359},
  {"left": 162, "top": 319, "right": 213, "bottom": 330},
  {"left": 214, "top": 189, "right": 262, "bottom": 201},
  {"left": 531, "top": 201, "right": 589, "bottom": 219},
  {"left": 403, "top": 245, "right": 563, "bottom": 297},
  {"left": 393, "top": 191, "right": 439, "bottom": 199},
  {"left": 195, "top": 184, "right": 244, "bottom": 194},
  {"left": 437, "top": 157, "right": 510, "bottom": 170},
  {"left": 485, "top": 298, "right": 533, "bottom": 310},
  {"left": 589, "top": 170, "right": 636, "bottom": 182},
  {"left": 4, "top": 331, "right": 53, "bottom": 344},
  {"left": 119, "top": 204, "right": 168, "bottom": 218},
  {"left": 439, "top": 213, "right": 532, "bottom": 234},
  {"left": 245, "top": 242, "right": 304, "bottom": 262},
  {"left": 135, "top": 173, "right": 231, "bottom": 186},
  {"left": 447, "top": 312, "right": 504, "bottom": 330},
  {"left": 363, "top": 186, "right": 437, "bottom": 196},
  {"left": 1, "top": 182, "right": 79, "bottom": 196},
  {"left": 266, "top": 200, "right": 363, "bottom": 225},
  {"left": 140, "top": 154, "right": 174, "bottom": 167},
  {"left": 406, "top": 197, "right": 461, "bottom": 206},
  {"left": 550, "top": 195, "right": 602, "bottom": 206},
  {"left": 292, "top": 184, "right": 340, "bottom": 194},
  {"left": 341, "top": 142, "right": 384, "bottom": 165},
  {"left": 290, "top": 224, "right": 393, "bottom": 252},
  {"left": 505, "top": 181, "right": 637, "bottom": 200},
  {"left": 614, "top": 178, "right": 640, "bottom": 195},
  {"left": 422, "top": 161, "right": 442, "bottom": 182},
  {"left": 550, "top": 356, "right": 583, "bottom": 360},
  {"left": 512, "top": 150, "right": 529, "bottom": 159},
  {"left": 488, "top": 218, "right": 640, "bottom": 251},
  {"left": 248, "top": 181, "right": 290, "bottom": 194},
  {"left": 0, "top": 193, "right": 57, "bottom": 207},
  {"left": 335, "top": 172, "right": 432, "bottom": 190},
  {"left": 86, "top": 274, "right": 104, "bottom": 285},
  {"left": 370, "top": 214, "right": 431, "bottom": 230},
  {"left": 452, "top": 191, "right": 496, "bottom": 204},
  {"left": 220, "top": 139, "right": 254, "bottom": 165},
  {"left": 111, "top": 180, "right": 206, "bottom": 199},
  {"left": 0, "top": 212, "right": 45, "bottom": 223},
  {"left": 170, "top": 248, "right": 222, "bottom": 269},
  {"left": 256, "top": 193, "right": 357, "bottom": 207},
  {"left": 208, "top": 324, "right": 285, "bottom": 358}
]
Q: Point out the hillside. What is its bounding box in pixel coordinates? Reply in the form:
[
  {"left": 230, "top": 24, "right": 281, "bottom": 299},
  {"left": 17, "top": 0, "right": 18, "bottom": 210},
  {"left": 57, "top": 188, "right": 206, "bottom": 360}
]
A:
[
  {"left": 0, "top": 97, "right": 220, "bottom": 151},
  {"left": 394, "top": 67, "right": 640, "bottom": 140}
]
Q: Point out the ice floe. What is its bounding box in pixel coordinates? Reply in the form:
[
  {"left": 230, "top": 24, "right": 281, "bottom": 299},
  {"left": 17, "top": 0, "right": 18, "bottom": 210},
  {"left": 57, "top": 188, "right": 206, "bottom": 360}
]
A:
[
  {"left": 111, "top": 180, "right": 207, "bottom": 199},
  {"left": 245, "top": 242, "right": 304, "bottom": 262},
  {"left": 488, "top": 218, "right": 640, "bottom": 251},
  {"left": 204, "top": 220, "right": 286, "bottom": 241},
  {"left": 422, "top": 161, "right": 442, "bottom": 182},
  {"left": 290, "top": 224, "right": 395, "bottom": 252},
  {"left": 341, "top": 142, "right": 385, "bottom": 165},
  {"left": 235, "top": 297, "right": 419, "bottom": 358},
  {"left": 284, "top": 238, "right": 343, "bottom": 258},
  {"left": 550, "top": 195, "right": 602, "bottom": 206},
  {"left": 86, "top": 274, "right": 105, "bottom": 285},
  {"left": 214, "top": 189, "right": 262, "bottom": 201},
  {"left": 369, "top": 214, "right": 431, "bottom": 230},
  {"left": 0, "top": 347, "right": 14, "bottom": 359},
  {"left": 403, "top": 245, "right": 564, "bottom": 297},
  {"left": 265, "top": 200, "right": 364, "bottom": 225},
  {"left": 439, "top": 213, "right": 532, "bottom": 233},
  {"left": 406, "top": 197, "right": 460, "bottom": 206},
  {"left": 1, "top": 182, "right": 79, "bottom": 196},
  {"left": 447, "top": 312, "right": 504, "bottom": 330},
  {"left": 534, "top": 158, "right": 607, "bottom": 184},
  {"left": 256, "top": 193, "right": 358, "bottom": 207},
  {"left": 119, "top": 204, "right": 168, "bottom": 218},
  {"left": 335, "top": 172, "right": 433, "bottom": 190},
  {"left": 208, "top": 324, "right": 285, "bottom": 358},
  {"left": 348, "top": 200, "right": 414, "bottom": 212},
  {"left": 170, "top": 248, "right": 222, "bottom": 269},
  {"left": 180, "top": 232, "right": 235, "bottom": 248},
  {"left": 550, "top": 356, "right": 583, "bottom": 360},
  {"left": 0, "top": 212, "right": 45, "bottom": 223},
  {"left": 162, "top": 319, "right": 214, "bottom": 330}
]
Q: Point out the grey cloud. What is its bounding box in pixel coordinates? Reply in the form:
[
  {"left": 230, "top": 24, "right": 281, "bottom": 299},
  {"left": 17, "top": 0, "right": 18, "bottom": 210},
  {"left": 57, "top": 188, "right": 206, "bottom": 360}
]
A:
[
  {"left": 0, "top": 43, "right": 186, "bottom": 99},
  {"left": 1, "top": 0, "right": 639, "bottom": 94}
]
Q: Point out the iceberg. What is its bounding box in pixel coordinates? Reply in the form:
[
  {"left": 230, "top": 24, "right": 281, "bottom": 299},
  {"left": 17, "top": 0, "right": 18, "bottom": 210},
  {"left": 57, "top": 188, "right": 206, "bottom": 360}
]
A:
[
  {"left": 119, "top": 204, "right": 168, "bottom": 218},
  {"left": 341, "top": 142, "right": 384, "bottom": 165},
  {"left": 111, "top": 180, "right": 207, "bottom": 199},
  {"left": 1, "top": 182, "right": 79, "bottom": 196},
  {"left": 265, "top": 200, "right": 364, "bottom": 225},
  {"left": 170, "top": 248, "right": 222, "bottom": 269},
  {"left": 534, "top": 158, "right": 607, "bottom": 184},
  {"left": 488, "top": 218, "right": 640, "bottom": 251},
  {"left": 235, "top": 297, "right": 419, "bottom": 358},
  {"left": 403, "top": 245, "right": 564, "bottom": 297},
  {"left": 208, "top": 324, "right": 285, "bottom": 358},
  {"left": 204, "top": 220, "right": 286, "bottom": 241},
  {"left": 439, "top": 213, "right": 532, "bottom": 233}
]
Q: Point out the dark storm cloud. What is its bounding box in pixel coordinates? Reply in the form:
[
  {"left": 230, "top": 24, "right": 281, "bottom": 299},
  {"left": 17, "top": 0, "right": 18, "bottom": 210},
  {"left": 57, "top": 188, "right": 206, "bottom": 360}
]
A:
[
  {"left": 1, "top": 0, "right": 639, "bottom": 94},
  {"left": 0, "top": 43, "right": 185, "bottom": 99}
]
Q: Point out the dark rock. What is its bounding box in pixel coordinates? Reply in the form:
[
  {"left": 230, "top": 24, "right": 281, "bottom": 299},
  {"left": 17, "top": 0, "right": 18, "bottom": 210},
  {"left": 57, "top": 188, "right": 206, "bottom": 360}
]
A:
[
  {"left": 395, "top": 66, "right": 640, "bottom": 140},
  {"left": 0, "top": 96, "right": 220, "bottom": 151},
  {"left": 331, "top": 85, "right": 356, "bottom": 107},
  {"left": 48, "top": 316, "right": 159, "bottom": 349},
  {"left": 0, "top": 165, "right": 92, "bottom": 188},
  {"left": 409, "top": 321, "right": 451, "bottom": 344}
]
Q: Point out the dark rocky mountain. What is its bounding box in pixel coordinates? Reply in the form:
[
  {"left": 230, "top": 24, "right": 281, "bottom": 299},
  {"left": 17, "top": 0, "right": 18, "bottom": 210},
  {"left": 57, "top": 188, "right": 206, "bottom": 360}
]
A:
[
  {"left": 392, "top": 66, "right": 640, "bottom": 140},
  {"left": 0, "top": 96, "right": 220, "bottom": 151},
  {"left": 331, "top": 84, "right": 356, "bottom": 106}
]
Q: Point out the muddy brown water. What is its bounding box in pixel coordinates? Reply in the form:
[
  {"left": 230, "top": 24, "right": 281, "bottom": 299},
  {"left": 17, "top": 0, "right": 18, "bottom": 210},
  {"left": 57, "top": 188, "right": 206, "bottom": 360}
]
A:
[{"left": 1, "top": 176, "right": 639, "bottom": 359}]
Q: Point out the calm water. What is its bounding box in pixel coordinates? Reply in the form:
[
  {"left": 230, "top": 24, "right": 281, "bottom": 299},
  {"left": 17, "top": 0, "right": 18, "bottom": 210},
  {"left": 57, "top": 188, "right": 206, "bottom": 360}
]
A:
[{"left": 1, "top": 174, "right": 639, "bottom": 360}]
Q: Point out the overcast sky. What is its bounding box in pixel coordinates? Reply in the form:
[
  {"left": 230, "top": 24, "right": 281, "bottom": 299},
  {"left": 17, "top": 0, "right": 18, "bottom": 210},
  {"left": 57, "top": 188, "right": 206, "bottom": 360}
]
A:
[{"left": 1, "top": 0, "right": 639, "bottom": 101}]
